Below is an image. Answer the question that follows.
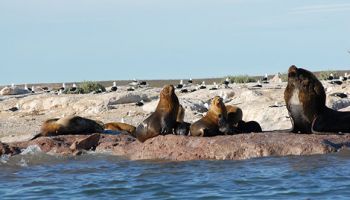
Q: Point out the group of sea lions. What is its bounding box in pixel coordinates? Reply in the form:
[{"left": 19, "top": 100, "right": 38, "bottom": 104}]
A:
[{"left": 33, "top": 65, "right": 350, "bottom": 142}]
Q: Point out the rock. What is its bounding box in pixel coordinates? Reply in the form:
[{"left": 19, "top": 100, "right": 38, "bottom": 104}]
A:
[
  {"left": 108, "top": 94, "right": 151, "bottom": 105},
  {"left": 70, "top": 133, "right": 100, "bottom": 151},
  {"left": 3, "top": 132, "right": 350, "bottom": 161},
  {"left": 0, "top": 142, "right": 20, "bottom": 156},
  {"left": 328, "top": 99, "right": 350, "bottom": 110},
  {"left": 0, "top": 87, "right": 30, "bottom": 95}
]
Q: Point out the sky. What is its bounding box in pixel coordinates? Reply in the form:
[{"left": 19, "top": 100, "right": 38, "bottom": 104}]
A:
[{"left": 0, "top": 0, "right": 349, "bottom": 85}]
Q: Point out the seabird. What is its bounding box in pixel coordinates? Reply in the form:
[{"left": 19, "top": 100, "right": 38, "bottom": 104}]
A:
[
  {"left": 111, "top": 81, "right": 118, "bottom": 92},
  {"left": 224, "top": 77, "right": 230, "bottom": 87},
  {"left": 188, "top": 78, "right": 193, "bottom": 84},
  {"left": 180, "top": 88, "right": 188, "bottom": 93},
  {"left": 135, "top": 100, "right": 144, "bottom": 107},
  {"left": 262, "top": 74, "right": 269, "bottom": 83},
  {"left": 327, "top": 73, "right": 334, "bottom": 81},
  {"left": 330, "top": 93, "right": 348, "bottom": 98},
  {"left": 199, "top": 81, "right": 206, "bottom": 89},
  {"left": 127, "top": 87, "right": 135, "bottom": 91},
  {"left": 252, "top": 80, "right": 263, "bottom": 88},
  {"left": 69, "top": 83, "right": 77, "bottom": 92},
  {"left": 330, "top": 80, "right": 342, "bottom": 85},
  {"left": 209, "top": 82, "right": 218, "bottom": 90},
  {"left": 177, "top": 80, "right": 184, "bottom": 89}
]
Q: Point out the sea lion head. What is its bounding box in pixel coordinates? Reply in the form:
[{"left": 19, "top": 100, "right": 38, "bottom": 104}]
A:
[
  {"left": 287, "top": 65, "right": 321, "bottom": 90},
  {"left": 209, "top": 96, "right": 227, "bottom": 120},
  {"left": 158, "top": 84, "right": 179, "bottom": 111}
]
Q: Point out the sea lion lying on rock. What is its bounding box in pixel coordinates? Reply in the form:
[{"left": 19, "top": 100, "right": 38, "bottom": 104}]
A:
[
  {"left": 135, "top": 85, "right": 179, "bottom": 142},
  {"left": 104, "top": 122, "right": 136, "bottom": 136},
  {"left": 225, "top": 105, "right": 262, "bottom": 133},
  {"left": 285, "top": 65, "right": 350, "bottom": 134},
  {"left": 190, "top": 96, "right": 237, "bottom": 137},
  {"left": 32, "top": 116, "right": 104, "bottom": 139}
]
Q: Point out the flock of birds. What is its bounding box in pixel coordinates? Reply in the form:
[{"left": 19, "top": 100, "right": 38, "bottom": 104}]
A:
[{"left": 4, "top": 72, "right": 350, "bottom": 111}]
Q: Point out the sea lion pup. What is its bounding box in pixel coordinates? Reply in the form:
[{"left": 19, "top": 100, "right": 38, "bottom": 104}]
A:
[
  {"left": 135, "top": 85, "right": 179, "bottom": 142},
  {"left": 225, "top": 105, "right": 261, "bottom": 133},
  {"left": 190, "top": 96, "right": 236, "bottom": 137},
  {"left": 31, "top": 116, "right": 104, "bottom": 140},
  {"left": 174, "top": 104, "right": 191, "bottom": 135},
  {"left": 226, "top": 105, "right": 243, "bottom": 126},
  {"left": 284, "top": 65, "right": 327, "bottom": 133},
  {"left": 236, "top": 120, "right": 262, "bottom": 133},
  {"left": 104, "top": 122, "right": 136, "bottom": 136}
]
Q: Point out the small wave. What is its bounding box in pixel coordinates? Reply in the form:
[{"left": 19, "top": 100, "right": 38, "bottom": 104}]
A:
[
  {"left": 19, "top": 157, "right": 28, "bottom": 167},
  {"left": 0, "top": 154, "right": 10, "bottom": 164},
  {"left": 20, "top": 145, "right": 42, "bottom": 155}
]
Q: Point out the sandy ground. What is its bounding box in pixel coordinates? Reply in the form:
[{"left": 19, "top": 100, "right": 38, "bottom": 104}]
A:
[{"left": 1, "top": 79, "right": 350, "bottom": 143}]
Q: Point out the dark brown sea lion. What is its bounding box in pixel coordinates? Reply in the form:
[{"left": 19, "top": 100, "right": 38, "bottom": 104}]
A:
[
  {"left": 31, "top": 116, "right": 104, "bottom": 140},
  {"left": 104, "top": 122, "right": 136, "bottom": 135},
  {"left": 237, "top": 120, "right": 262, "bottom": 133},
  {"left": 225, "top": 105, "right": 261, "bottom": 133},
  {"left": 190, "top": 96, "right": 236, "bottom": 137},
  {"left": 226, "top": 105, "right": 243, "bottom": 126},
  {"left": 284, "top": 65, "right": 326, "bottom": 133},
  {"left": 135, "top": 85, "right": 179, "bottom": 142},
  {"left": 174, "top": 104, "right": 191, "bottom": 135},
  {"left": 285, "top": 65, "right": 350, "bottom": 134}
]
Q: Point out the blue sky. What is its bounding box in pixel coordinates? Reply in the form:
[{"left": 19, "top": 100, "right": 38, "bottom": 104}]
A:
[{"left": 1, "top": 0, "right": 349, "bottom": 84}]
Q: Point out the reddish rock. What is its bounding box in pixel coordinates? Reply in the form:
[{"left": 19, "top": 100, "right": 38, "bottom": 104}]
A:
[
  {"left": 70, "top": 133, "right": 100, "bottom": 151},
  {"left": 3, "top": 132, "right": 350, "bottom": 161}
]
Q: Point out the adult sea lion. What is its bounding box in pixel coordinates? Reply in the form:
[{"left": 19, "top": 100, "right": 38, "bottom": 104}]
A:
[
  {"left": 190, "top": 96, "right": 236, "bottom": 137},
  {"left": 285, "top": 65, "right": 350, "bottom": 134},
  {"left": 32, "top": 116, "right": 104, "bottom": 140},
  {"left": 135, "top": 85, "right": 179, "bottom": 142},
  {"left": 284, "top": 65, "right": 326, "bottom": 133}
]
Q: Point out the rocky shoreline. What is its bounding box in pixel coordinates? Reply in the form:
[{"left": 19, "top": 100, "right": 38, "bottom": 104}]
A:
[{"left": 2, "top": 132, "right": 350, "bottom": 161}]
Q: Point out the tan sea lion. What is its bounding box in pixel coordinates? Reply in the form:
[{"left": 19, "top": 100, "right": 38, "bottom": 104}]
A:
[
  {"left": 174, "top": 104, "right": 191, "bottom": 135},
  {"left": 285, "top": 65, "right": 350, "bottom": 134},
  {"left": 135, "top": 85, "right": 179, "bottom": 142},
  {"left": 32, "top": 116, "right": 104, "bottom": 140},
  {"left": 190, "top": 96, "right": 236, "bottom": 137},
  {"left": 104, "top": 122, "right": 136, "bottom": 135}
]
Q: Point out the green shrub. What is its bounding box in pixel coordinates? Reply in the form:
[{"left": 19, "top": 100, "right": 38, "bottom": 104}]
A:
[
  {"left": 224, "top": 75, "right": 257, "bottom": 84},
  {"left": 64, "top": 81, "right": 106, "bottom": 94}
]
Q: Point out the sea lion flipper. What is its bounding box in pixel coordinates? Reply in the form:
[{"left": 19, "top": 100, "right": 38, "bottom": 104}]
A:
[{"left": 30, "top": 133, "right": 43, "bottom": 141}]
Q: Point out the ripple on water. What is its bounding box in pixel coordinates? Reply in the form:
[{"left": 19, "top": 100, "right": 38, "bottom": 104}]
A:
[{"left": 1, "top": 152, "right": 350, "bottom": 199}]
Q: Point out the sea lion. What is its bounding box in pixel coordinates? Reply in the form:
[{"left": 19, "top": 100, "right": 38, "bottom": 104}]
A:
[
  {"left": 104, "top": 122, "right": 136, "bottom": 136},
  {"left": 174, "top": 104, "right": 191, "bottom": 135},
  {"left": 32, "top": 116, "right": 104, "bottom": 139},
  {"left": 237, "top": 120, "right": 262, "bottom": 133},
  {"left": 284, "top": 65, "right": 326, "bottom": 133},
  {"left": 135, "top": 85, "right": 179, "bottom": 142},
  {"left": 226, "top": 105, "right": 243, "bottom": 126},
  {"left": 285, "top": 65, "right": 350, "bottom": 134},
  {"left": 190, "top": 96, "right": 236, "bottom": 137}
]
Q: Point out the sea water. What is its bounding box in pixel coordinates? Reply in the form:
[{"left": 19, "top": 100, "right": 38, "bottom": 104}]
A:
[{"left": 1, "top": 149, "right": 350, "bottom": 199}]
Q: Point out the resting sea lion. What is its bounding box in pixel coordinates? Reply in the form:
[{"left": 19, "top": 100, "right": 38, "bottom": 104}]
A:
[
  {"left": 190, "top": 96, "right": 236, "bottom": 137},
  {"left": 32, "top": 116, "right": 104, "bottom": 140},
  {"left": 135, "top": 85, "right": 179, "bottom": 142},
  {"left": 284, "top": 65, "right": 326, "bottom": 133},
  {"left": 237, "top": 120, "right": 262, "bottom": 133},
  {"left": 226, "top": 105, "right": 243, "bottom": 126},
  {"left": 174, "top": 104, "right": 191, "bottom": 135},
  {"left": 285, "top": 65, "right": 350, "bottom": 134},
  {"left": 104, "top": 122, "right": 136, "bottom": 136}
]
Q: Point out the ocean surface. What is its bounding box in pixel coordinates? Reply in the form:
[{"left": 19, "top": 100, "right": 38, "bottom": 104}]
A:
[{"left": 1, "top": 147, "right": 350, "bottom": 200}]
